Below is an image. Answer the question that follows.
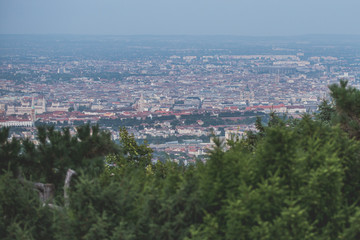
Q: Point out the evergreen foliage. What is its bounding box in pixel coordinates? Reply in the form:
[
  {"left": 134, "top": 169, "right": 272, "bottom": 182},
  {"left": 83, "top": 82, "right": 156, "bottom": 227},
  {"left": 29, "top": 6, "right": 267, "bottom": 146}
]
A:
[
  {"left": 328, "top": 79, "right": 360, "bottom": 140},
  {"left": 1, "top": 81, "right": 360, "bottom": 239}
]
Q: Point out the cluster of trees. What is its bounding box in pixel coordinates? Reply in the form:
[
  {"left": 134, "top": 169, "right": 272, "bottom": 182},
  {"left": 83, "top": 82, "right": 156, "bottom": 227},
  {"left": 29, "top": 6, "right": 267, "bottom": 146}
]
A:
[
  {"left": 98, "top": 115, "right": 176, "bottom": 130},
  {"left": 1, "top": 80, "right": 360, "bottom": 239},
  {"left": 180, "top": 112, "right": 264, "bottom": 127},
  {"left": 137, "top": 134, "right": 211, "bottom": 145},
  {"left": 98, "top": 111, "right": 261, "bottom": 131}
]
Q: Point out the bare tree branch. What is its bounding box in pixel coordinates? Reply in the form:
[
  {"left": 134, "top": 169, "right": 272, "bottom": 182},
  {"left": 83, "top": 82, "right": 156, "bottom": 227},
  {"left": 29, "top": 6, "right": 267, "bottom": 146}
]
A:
[{"left": 64, "top": 169, "right": 77, "bottom": 207}]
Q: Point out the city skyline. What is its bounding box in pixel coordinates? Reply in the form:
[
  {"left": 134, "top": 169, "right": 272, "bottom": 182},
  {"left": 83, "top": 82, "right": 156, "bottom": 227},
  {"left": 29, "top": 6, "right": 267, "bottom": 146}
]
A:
[{"left": 1, "top": 34, "right": 359, "bottom": 159}]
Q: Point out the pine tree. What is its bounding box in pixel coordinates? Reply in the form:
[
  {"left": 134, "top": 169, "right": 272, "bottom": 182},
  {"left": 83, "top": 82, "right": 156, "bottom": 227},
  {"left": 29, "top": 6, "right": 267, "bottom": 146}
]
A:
[{"left": 329, "top": 79, "right": 360, "bottom": 140}]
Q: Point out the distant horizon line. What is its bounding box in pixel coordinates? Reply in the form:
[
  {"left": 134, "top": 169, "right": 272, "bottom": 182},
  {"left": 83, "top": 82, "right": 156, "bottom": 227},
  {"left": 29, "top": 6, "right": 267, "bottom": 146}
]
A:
[{"left": 1, "top": 33, "right": 360, "bottom": 37}]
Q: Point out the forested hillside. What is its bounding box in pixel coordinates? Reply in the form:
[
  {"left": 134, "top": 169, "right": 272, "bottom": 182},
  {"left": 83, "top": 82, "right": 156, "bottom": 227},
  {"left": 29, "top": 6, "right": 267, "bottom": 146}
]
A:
[{"left": 1, "top": 80, "right": 360, "bottom": 239}]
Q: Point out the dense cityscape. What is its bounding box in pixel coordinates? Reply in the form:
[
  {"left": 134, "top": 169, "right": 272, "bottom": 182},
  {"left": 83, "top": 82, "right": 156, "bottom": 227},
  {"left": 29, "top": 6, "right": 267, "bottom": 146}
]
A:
[{"left": 1, "top": 35, "right": 360, "bottom": 161}]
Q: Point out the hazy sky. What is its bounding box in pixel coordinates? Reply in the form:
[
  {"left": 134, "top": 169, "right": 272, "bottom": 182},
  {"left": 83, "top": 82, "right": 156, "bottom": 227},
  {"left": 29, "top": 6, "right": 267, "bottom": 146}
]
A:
[{"left": 1, "top": 0, "right": 359, "bottom": 36}]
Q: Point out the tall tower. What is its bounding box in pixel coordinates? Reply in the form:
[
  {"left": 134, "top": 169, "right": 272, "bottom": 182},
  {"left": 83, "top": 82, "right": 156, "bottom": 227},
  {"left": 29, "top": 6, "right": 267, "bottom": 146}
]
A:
[
  {"left": 31, "top": 96, "right": 36, "bottom": 125},
  {"left": 31, "top": 96, "right": 34, "bottom": 109},
  {"left": 276, "top": 69, "right": 280, "bottom": 83},
  {"left": 42, "top": 97, "right": 46, "bottom": 113},
  {"left": 137, "top": 94, "right": 145, "bottom": 112}
]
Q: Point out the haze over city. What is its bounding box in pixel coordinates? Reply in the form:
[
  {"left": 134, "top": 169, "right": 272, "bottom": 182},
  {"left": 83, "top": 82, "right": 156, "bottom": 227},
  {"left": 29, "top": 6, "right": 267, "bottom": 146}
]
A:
[
  {"left": 1, "top": 0, "right": 360, "bottom": 159},
  {"left": 1, "top": 0, "right": 360, "bottom": 35},
  {"left": 2, "top": 0, "right": 360, "bottom": 239}
]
